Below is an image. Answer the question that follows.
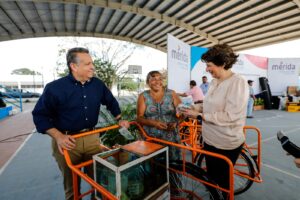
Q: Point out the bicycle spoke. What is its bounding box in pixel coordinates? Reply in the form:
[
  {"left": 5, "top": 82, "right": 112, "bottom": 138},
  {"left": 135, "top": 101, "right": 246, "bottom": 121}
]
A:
[{"left": 169, "top": 161, "right": 223, "bottom": 200}]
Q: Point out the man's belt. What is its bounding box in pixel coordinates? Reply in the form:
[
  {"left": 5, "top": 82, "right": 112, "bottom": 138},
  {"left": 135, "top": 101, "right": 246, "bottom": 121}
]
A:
[{"left": 64, "top": 127, "right": 95, "bottom": 135}]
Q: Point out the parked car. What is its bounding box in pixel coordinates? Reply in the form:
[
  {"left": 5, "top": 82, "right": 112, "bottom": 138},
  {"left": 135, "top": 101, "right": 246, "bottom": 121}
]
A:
[{"left": 2, "top": 89, "right": 41, "bottom": 98}]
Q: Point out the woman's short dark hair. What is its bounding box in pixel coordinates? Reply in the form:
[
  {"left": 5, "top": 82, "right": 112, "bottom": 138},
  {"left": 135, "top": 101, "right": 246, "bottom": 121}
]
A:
[
  {"left": 66, "top": 47, "right": 89, "bottom": 72},
  {"left": 190, "top": 80, "right": 197, "bottom": 86},
  {"left": 201, "top": 44, "right": 238, "bottom": 70},
  {"left": 146, "top": 71, "right": 161, "bottom": 84}
]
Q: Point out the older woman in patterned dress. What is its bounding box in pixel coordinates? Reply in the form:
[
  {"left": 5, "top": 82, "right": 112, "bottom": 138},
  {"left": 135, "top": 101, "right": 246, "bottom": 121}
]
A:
[{"left": 137, "top": 70, "right": 182, "bottom": 160}]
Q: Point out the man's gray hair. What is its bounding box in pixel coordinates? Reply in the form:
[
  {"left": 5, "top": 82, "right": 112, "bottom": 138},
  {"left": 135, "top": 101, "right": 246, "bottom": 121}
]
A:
[{"left": 66, "top": 47, "right": 89, "bottom": 72}]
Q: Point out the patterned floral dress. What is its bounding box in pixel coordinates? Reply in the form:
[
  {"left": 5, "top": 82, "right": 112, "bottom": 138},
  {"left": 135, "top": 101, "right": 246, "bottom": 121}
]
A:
[{"left": 142, "top": 89, "right": 181, "bottom": 161}]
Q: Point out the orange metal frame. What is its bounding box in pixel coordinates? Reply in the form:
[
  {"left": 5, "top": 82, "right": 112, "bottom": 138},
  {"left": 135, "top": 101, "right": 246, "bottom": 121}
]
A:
[
  {"left": 63, "top": 122, "right": 235, "bottom": 200},
  {"left": 178, "top": 119, "right": 201, "bottom": 160},
  {"left": 179, "top": 120, "right": 263, "bottom": 184},
  {"left": 179, "top": 118, "right": 198, "bottom": 146},
  {"left": 241, "top": 125, "right": 263, "bottom": 183},
  {"left": 63, "top": 125, "right": 119, "bottom": 200},
  {"left": 134, "top": 122, "right": 235, "bottom": 199}
]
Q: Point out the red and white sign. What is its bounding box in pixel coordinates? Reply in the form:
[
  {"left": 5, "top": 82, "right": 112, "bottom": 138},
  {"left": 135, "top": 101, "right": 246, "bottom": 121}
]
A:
[{"left": 232, "top": 54, "right": 268, "bottom": 94}]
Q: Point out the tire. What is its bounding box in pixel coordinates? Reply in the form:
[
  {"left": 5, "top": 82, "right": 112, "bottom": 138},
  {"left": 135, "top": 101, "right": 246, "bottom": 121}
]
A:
[
  {"left": 195, "top": 150, "right": 255, "bottom": 195},
  {"left": 169, "top": 160, "right": 224, "bottom": 200},
  {"left": 233, "top": 151, "right": 255, "bottom": 194}
]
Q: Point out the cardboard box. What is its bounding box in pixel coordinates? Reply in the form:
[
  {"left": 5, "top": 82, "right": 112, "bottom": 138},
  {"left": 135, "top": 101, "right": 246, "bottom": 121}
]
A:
[{"left": 287, "top": 86, "right": 298, "bottom": 96}]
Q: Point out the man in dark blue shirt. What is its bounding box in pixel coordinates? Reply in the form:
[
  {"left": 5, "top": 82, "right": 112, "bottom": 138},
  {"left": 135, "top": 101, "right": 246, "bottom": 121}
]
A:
[{"left": 32, "top": 47, "right": 129, "bottom": 200}]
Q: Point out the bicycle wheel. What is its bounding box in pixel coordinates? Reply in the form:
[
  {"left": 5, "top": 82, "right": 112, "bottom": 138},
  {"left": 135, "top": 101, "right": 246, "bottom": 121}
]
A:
[
  {"left": 169, "top": 160, "right": 224, "bottom": 200},
  {"left": 195, "top": 150, "right": 255, "bottom": 195}
]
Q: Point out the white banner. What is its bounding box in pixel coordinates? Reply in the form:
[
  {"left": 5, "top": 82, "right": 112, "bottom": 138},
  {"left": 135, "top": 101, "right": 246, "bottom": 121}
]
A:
[
  {"left": 167, "top": 34, "right": 190, "bottom": 93},
  {"left": 191, "top": 50, "right": 268, "bottom": 95},
  {"left": 232, "top": 54, "right": 268, "bottom": 94},
  {"left": 268, "top": 58, "right": 300, "bottom": 95}
]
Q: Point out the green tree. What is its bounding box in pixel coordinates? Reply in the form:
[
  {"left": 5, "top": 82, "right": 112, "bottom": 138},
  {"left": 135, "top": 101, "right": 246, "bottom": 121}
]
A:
[
  {"left": 56, "top": 37, "right": 142, "bottom": 88},
  {"left": 120, "top": 77, "right": 139, "bottom": 91},
  {"left": 93, "top": 59, "right": 117, "bottom": 89}
]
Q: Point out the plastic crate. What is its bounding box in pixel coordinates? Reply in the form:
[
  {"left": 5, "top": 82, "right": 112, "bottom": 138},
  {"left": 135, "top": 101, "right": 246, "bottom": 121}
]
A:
[
  {"left": 0, "top": 106, "right": 12, "bottom": 120},
  {"left": 287, "top": 105, "right": 300, "bottom": 112}
]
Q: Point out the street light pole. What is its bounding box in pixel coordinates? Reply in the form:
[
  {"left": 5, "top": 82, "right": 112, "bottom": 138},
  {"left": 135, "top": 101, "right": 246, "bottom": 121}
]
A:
[
  {"left": 41, "top": 67, "right": 44, "bottom": 89},
  {"left": 33, "top": 71, "right": 36, "bottom": 93}
]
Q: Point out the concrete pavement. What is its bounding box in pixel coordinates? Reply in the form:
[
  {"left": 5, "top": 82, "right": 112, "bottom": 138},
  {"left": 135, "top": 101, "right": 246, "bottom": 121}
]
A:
[
  {"left": 0, "top": 102, "right": 35, "bottom": 168},
  {"left": 0, "top": 107, "right": 300, "bottom": 199}
]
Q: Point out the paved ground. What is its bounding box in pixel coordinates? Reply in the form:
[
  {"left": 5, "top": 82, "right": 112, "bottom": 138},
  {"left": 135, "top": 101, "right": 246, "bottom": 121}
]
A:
[
  {"left": 0, "top": 101, "right": 36, "bottom": 168},
  {"left": 236, "top": 110, "right": 300, "bottom": 200},
  {"left": 0, "top": 106, "right": 300, "bottom": 199}
]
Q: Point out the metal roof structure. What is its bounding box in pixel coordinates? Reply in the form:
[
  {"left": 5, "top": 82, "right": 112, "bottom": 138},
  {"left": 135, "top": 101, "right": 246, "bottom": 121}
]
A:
[{"left": 0, "top": 0, "right": 300, "bottom": 52}]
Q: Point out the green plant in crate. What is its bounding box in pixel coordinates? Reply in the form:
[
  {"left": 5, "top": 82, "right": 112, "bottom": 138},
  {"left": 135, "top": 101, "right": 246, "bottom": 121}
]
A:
[
  {"left": 254, "top": 98, "right": 264, "bottom": 106},
  {"left": 100, "top": 103, "right": 141, "bottom": 148}
]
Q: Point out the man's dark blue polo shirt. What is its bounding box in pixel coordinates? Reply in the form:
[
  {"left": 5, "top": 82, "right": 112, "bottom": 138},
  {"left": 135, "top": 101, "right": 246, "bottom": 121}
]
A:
[{"left": 32, "top": 74, "right": 121, "bottom": 134}]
